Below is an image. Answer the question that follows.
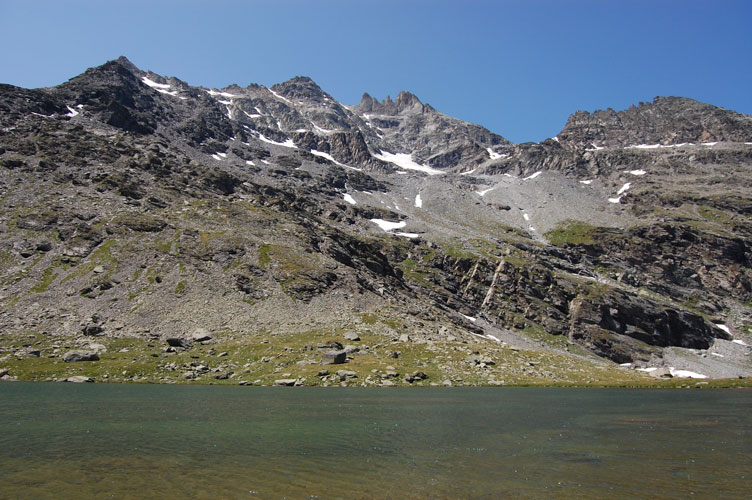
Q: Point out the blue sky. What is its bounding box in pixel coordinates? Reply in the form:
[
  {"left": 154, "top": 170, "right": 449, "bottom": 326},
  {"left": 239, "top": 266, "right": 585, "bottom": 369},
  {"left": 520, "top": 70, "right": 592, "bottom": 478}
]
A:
[{"left": 1, "top": 0, "right": 750, "bottom": 143}]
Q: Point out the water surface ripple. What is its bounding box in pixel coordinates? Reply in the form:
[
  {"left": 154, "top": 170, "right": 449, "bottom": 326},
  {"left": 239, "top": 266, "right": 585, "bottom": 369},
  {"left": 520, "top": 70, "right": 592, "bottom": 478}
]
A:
[{"left": 0, "top": 384, "right": 749, "bottom": 499}]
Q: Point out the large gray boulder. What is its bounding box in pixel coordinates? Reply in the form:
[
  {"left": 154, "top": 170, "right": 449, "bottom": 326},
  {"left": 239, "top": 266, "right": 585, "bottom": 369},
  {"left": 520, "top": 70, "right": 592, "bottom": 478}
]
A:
[
  {"left": 62, "top": 350, "right": 100, "bottom": 363},
  {"left": 321, "top": 350, "right": 347, "bottom": 365}
]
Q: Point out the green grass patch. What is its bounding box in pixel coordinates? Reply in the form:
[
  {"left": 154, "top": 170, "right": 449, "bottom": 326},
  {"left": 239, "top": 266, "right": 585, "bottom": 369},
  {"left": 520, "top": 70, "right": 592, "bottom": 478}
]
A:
[{"left": 545, "top": 220, "right": 597, "bottom": 246}]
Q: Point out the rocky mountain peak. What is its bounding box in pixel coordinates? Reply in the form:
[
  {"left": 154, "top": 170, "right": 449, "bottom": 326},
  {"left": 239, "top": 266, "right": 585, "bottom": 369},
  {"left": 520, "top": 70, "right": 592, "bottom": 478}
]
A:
[
  {"left": 558, "top": 95, "right": 752, "bottom": 149},
  {"left": 354, "top": 90, "right": 424, "bottom": 115},
  {"left": 270, "top": 76, "right": 330, "bottom": 101}
]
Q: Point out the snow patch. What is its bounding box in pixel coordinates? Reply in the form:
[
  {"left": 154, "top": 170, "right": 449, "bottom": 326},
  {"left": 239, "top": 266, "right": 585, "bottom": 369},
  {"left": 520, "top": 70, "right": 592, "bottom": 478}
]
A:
[
  {"left": 586, "top": 144, "right": 604, "bottom": 151},
  {"left": 732, "top": 339, "right": 749, "bottom": 346},
  {"left": 211, "top": 154, "right": 223, "bottom": 161},
  {"left": 523, "top": 171, "right": 542, "bottom": 180},
  {"left": 269, "top": 89, "right": 291, "bottom": 104},
  {"left": 65, "top": 105, "right": 79, "bottom": 117},
  {"left": 636, "top": 367, "right": 658, "bottom": 373},
  {"left": 552, "top": 136, "right": 560, "bottom": 143},
  {"left": 246, "top": 160, "right": 255, "bottom": 166},
  {"left": 523, "top": 213, "right": 530, "bottom": 221},
  {"left": 343, "top": 193, "right": 356, "bottom": 205},
  {"left": 414, "top": 193, "right": 422, "bottom": 208},
  {"left": 711, "top": 352, "right": 725, "bottom": 358},
  {"left": 617, "top": 182, "right": 631, "bottom": 195},
  {"left": 608, "top": 197, "right": 622, "bottom": 204},
  {"left": 373, "top": 151, "right": 444, "bottom": 175},
  {"left": 487, "top": 148, "right": 502, "bottom": 160},
  {"left": 669, "top": 368, "right": 707, "bottom": 379},
  {"left": 629, "top": 170, "right": 647, "bottom": 176},
  {"left": 580, "top": 179, "right": 593, "bottom": 185},
  {"left": 217, "top": 152, "right": 227, "bottom": 158},
  {"left": 460, "top": 168, "right": 477, "bottom": 176},
  {"left": 702, "top": 142, "right": 718, "bottom": 146},
  {"left": 142, "top": 77, "right": 171, "bottom": 90},
  {"left": 475, "top": 187, "right": 494, "bottom": 196},
  {"left": 461, "top": 314, "right": 477, "bottom": 322},
  {"left": 395, "top": 232, "right": 420, "bottom": 239},
  {"left": 206, "top": 89, "right": 238, "bottom": 98},
  {"left": 257, "top": 133, "right": 296, "bottom": 148},
  {"left": 370, "top": 219, "right": 406, "bottom": 232},
  {"left": 715, "top": 324, "right": 730, "bottom": 334},
  {"left": 243, "top": 111, "right": 262, "bottom": 119}
]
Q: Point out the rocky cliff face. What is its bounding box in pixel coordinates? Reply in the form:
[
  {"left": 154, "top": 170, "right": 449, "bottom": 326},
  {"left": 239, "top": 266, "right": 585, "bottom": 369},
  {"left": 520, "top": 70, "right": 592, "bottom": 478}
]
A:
[{"left": 0, "top": 57, "right": 750, "bottom": 386}]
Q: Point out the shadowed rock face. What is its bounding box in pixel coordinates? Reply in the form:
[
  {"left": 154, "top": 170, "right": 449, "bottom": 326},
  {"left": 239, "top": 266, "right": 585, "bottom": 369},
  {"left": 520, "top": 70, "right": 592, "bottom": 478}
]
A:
[{"left": 1, "top": 56, "right": 750, "bottom": 382}]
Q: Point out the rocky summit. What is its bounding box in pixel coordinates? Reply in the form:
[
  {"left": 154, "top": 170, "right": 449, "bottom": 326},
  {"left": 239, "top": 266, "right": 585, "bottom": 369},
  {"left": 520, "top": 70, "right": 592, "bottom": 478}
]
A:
[{"left": 1, "top": 57, "right": 751, "bottom": 387}]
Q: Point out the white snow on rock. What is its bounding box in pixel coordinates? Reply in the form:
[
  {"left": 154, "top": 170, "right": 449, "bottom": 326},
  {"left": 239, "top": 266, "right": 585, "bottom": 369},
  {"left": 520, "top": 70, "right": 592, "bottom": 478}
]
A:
[
  {"left": 206, "top": 89, "right": 238, "bottom": 98},
  {"left": 142, "top": 77, "right": 171, "bottom": 90},
  {"left": 246, "top": 160, "right": 255, "bottom": 166},
  {"left": 310, "top": 150, "right": 361, "bottom": 170},
  {"left": 211, "top": 154, "right": 223, "bottom": 161},
  {"left": 343, "top": 193, "right": 356, "bottom": 205},
  {"left": 487, "top": 148, "right": 502, "bottom": 160},
  {"left": 711, "top": 352, "right": 725, "bottom": 358},
  {"left": 310, "top": 150, "right": 336, "bottom": 162},
  {"left": 523, "top": 213, "right": 530, "bottom": 221},
  {"left": 715, "top": 324, "right": 731, "bottom": 334},
  {"left": 636, "top": 367, "right": 658, "bottom": 373},
  {"left": 580, "top": 179, "right": 593, "bottom": 185},
  {"left": 461, "top": 314, "right": 477, "bottom": 322},
  {"left": 373, "top": 151, "right": 444, "bottom": 175},
  {"left": 552, "top": 136, "right": 560, "bottom": 143},
  {"left": 528, "top": 225, "right": 537, "bottom": 232},
  {"left": 396, "top": 232, "right": 420, "bottom": 238},
  {"left": 475, "top": 187, "right": 495, "bottom": 196},
  {"left": 523, "top": 171, "right": 542, "bottom": 180},
  {"left": 414, "top": 193, "right": 422, "bottom": 208},
  {"left": 617, "top": 182, "right": 631, "bottom": 195},
  {"left": 243, "top": 111, "right": 262, "bottom": 119},
  {"left": 702, "top": 142, "right": 718, "bottom": 146},
  {"left": 217, "top": 152, "right": 227, "bottom": 158},
  {"left": 370, "top": 219, "right": 407, "bottom": 232},
  {"left": 586, "top": 144, "right": 605, "bottom": 151},
  {"left": 732, "top": 339, "right": 749, "bottom": 346},
  {"left": 257, "top": 133, "right": 296, "bottom": 148},
  {"left": 629, "top": 170, "right": 647, "bottom": 176},
  {"left": 65, "top": 105, "right": 79, "bottom": 117},
  {"left": 461, "top": 168, "right": 477, "bottom": 176},
  {"left": 669, "top": 368, "right": 708, "bottom": 379},
  {"left": 608, "top": 197, "right": 622, "bottom": 204},
  {"left": 269, "top": 89, "right": 291, "bottom": 104}
]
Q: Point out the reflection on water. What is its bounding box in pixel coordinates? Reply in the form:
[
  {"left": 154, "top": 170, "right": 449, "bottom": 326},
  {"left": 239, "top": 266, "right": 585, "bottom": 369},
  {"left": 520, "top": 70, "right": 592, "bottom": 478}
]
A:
[{"left": 0, "top": 384, "right": 750, "bottom": 499}]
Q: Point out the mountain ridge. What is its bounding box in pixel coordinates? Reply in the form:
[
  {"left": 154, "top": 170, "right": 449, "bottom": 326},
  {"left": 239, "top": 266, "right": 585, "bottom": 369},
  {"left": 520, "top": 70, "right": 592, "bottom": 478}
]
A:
[{"left": 1, "top": 56, "right": 750, "bottom": 386}]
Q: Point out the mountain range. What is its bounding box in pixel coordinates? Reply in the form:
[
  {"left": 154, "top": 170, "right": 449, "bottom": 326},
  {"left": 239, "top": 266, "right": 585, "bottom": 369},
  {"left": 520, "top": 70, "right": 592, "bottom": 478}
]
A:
[{"left": 1, "top": 56, "right": 750, "bottom": 386}]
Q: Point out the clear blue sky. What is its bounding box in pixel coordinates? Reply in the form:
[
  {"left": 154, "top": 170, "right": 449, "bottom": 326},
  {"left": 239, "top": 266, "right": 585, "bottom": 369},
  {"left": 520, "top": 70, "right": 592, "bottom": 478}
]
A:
[{"left": 1, "top": 0, "right": 750, "bottom": 143}]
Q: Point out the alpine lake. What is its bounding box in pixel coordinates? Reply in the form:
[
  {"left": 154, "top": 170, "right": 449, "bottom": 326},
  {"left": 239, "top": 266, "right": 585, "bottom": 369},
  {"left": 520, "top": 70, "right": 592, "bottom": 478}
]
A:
[{"left": 0, "top": 383, "right": 749, "bottom": 499}]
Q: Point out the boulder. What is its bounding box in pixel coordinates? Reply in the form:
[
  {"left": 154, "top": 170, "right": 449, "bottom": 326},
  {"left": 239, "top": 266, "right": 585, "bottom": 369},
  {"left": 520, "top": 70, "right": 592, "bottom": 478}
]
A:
[
  {"left": 62, "top": 350, "right": 100, "bottom": 363},
  {"left": 166, "top": 337, "right": 192, "bottom": 348},
  {"left": 273, "top": 379, "right": 297, "bottom": 386},
  {"left": 344, "top": 332, "right": 360, "bottom": 341},
  {"left": 191, "top": 328, "right": 212, "bottom": 342},
  {"left": 321, "top": 350, "right": 347, "bottom": 365},
  {"left": 65, "top": 376, "right": 94, "bottom": 383},
  {"left": 317, "top": 340, "right": 343, "bottom": 350}
]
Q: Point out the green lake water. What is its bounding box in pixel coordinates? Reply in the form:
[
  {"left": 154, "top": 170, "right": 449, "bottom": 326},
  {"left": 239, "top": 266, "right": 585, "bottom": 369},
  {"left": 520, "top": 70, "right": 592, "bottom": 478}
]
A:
[{"left": 0, "top": 384, "right": 749, "bottom": 499}]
